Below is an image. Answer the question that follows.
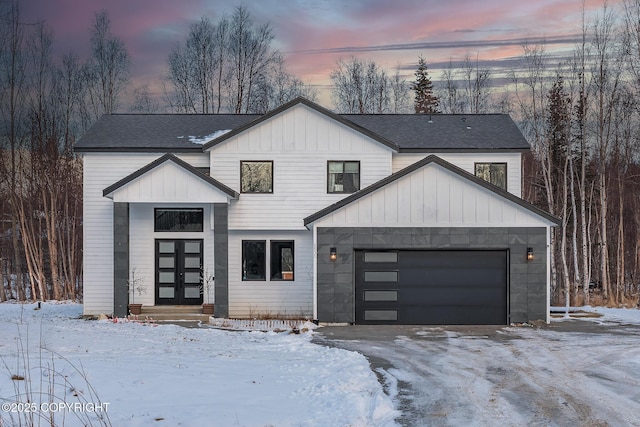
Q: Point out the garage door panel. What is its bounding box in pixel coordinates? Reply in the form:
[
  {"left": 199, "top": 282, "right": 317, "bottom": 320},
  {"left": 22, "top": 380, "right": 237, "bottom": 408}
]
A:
[
  {"left": 356, "top": 250, "right": 508, "bottom": 325},
  {"left": 399, "top": 288, "right": 505, "bottom": 306}
]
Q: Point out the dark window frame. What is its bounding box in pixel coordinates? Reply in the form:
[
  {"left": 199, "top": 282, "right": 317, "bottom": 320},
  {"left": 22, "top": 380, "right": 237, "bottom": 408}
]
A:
[
  {"left": 154, "top": 208, "right": 204, "bottom": 232},
  {"left": 474, "top": 162, "right": 507, "bottom": 191},
  {"left": 270, "top": 240, "right": 295, "bottom": 281},
  {"left": 242, "top": 240, "right": 266, "bottom": 281},
  {"left": 327, "top": 160, "right": 360, "bottom": 194},
  {"left": 240, "top": 160, "right": 274, "bottom": 194}
]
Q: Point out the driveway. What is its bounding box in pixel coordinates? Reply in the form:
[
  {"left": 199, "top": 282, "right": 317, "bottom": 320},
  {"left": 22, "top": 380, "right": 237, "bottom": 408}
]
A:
[{"left": 314, "top": 320, "right": 640, "bottom": 427}]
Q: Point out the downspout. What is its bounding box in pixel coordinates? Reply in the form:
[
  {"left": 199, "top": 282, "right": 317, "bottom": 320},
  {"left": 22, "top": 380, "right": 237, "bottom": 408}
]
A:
[{"left": 312, "top": 224, "right": 318, "bottom": 322}]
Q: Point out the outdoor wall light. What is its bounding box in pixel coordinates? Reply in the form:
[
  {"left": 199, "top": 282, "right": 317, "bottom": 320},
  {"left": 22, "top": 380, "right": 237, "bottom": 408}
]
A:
[
  {"left": 527, "top": 247, "right": 534, "bottom": 261},
  {"left": 329, "top": 247, "right": 337, "bottom": 262}
]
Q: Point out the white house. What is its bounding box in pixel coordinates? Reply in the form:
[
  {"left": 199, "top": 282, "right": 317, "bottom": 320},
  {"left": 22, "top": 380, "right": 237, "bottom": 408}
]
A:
[{"left": 75, "top": 97, "right": 559, "bottom": 325}]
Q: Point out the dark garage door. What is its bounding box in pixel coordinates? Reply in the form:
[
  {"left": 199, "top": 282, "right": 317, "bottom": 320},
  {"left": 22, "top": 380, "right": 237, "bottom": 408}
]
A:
[{"left": 355, "top": 250, "right": 508, "bottom": 325}]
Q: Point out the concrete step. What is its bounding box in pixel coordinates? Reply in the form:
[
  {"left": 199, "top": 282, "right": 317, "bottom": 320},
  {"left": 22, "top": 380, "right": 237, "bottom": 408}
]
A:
[{"left": 138, "top": 305, "right": 211, "bottom": 322}]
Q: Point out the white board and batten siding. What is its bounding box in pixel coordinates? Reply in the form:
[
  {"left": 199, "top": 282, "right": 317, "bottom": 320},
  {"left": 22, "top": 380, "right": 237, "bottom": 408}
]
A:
[
  {"left": 392, "top": 152, "right": 522, "bottom": 197},
  {"left": 313, "top": 162, "right": 554, "bottom": 228},
  {"left": 82, "top": 152, "right": 209, "bottom": 315},
  {"left": 208, "top": 103, "right": 393, "bottom": 230},
  {"left": 110, "top": 160, "right": 229, "bottom": 203},
  {"left": 228, "top": 230, "right": 313, "bottom": 318}
]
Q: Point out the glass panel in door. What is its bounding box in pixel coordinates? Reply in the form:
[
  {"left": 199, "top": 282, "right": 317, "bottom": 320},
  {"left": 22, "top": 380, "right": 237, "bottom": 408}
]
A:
[{"left": 155, "top": 239, "right": 203, "bottom": 305}]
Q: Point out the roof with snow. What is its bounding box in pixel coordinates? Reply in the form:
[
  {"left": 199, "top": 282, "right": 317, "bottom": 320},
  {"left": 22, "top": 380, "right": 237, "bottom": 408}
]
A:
[{"left": 74, "top": 97, "right": 530, "bottom": 153}]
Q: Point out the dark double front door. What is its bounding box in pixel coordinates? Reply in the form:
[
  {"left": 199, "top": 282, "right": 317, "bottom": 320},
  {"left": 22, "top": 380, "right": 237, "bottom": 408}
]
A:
[{"left": 155, "top": 239, "right": 203, "bottom": 305}]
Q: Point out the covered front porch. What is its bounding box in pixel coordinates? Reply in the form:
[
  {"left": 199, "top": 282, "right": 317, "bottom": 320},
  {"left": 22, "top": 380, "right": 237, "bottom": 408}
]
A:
[{"left": 103, "top": 154, "right": 238, "bottom": 317}]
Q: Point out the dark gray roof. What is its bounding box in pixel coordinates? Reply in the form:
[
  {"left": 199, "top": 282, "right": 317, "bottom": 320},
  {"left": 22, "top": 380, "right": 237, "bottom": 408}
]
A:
[
  {"left": 344, "top": 114, "right": 530, "bottom": 151},
  {"left": 75, "top": 114, "right": 259, "bottom": 152},
  {"left": 103, "top": 153, "right": 239, "bottom": 198},
  {"left": 303, "top": 155, "right": 560, "bottom": 226},
  {"left": 75, "top": 98, "right": 529, "bottom": 153}
]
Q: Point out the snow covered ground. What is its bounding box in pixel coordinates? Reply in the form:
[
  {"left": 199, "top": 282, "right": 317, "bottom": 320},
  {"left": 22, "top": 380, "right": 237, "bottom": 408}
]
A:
[
  {"left": 0, "top": 302, "right": 398, "bottom": 427},
  {"left": 319, "top": 306, "right": 640, "bottom": 427},
  {"left": 2, "top": 303, "right": 639, "bottom": 427}
]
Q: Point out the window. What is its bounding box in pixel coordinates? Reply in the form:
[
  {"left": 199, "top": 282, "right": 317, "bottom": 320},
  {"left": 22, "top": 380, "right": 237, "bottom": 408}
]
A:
[
  {"left": 242, "top": 241, "right": 266, "bottom": 281},
  {"left": 328, "top": 161, "right": 360, "bottom": 193},
  {"left": 475, "top": 163, "right": 507, "bottom": 190},
  {"left": 154, "top": 208, "right": 203, "bottom": 232},
  {"left": 241, "top": 161, "right": 273, "bottom": 193},
  {"left": 270, "top": 241, "right": 294, "bottom": 281},
  {"left": 242, "top": 240, "right": 295, "bottom": 281}
]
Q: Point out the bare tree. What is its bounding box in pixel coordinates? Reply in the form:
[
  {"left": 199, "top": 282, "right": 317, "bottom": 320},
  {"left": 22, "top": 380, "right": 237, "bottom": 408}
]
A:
[
  {"left": 84, "top": 10, "right": 130, "bottom": 118},
  {"left": 330, "top": 57, "right": 399, "bottom": 113},
  {"left": 129, "top": 84, "right": 159, "bottom": 113},
  {"left": 228, "top": 5, "right": 279, "bottom": 113},
  {"left": 437, "top": 54, "right": 492, "bottom": 114},
  {"left": 0, "top": 0, "right": 27, "bottom": 300},
  {"left": 166, "top": 6, "right": 300, "bottom": 114},
  {"left": 590, "top": 5, "right": 625, "bottom": 303}
]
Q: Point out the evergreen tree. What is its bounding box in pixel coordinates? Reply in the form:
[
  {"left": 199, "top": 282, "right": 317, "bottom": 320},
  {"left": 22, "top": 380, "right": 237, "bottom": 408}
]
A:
[{"left": 412, "top": 56, "right": 439, "bottom": 114}]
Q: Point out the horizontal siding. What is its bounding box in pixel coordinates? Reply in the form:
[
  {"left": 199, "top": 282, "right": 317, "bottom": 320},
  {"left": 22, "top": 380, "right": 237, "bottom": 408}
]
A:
[
  {"left": 315, "top": 163, "right": 552, "bottom": 228},
  {"left": 209, "top": 104, "right": 393, "bottom": 230},
  {"left": 392, "top": 152, "right": 522, "bottom": 197},
  {"left": 228, "top": 230, "right": 313, "bottom": 318},
  {"left": 82, "top": 152, "right": 209, "bottom": 315}
]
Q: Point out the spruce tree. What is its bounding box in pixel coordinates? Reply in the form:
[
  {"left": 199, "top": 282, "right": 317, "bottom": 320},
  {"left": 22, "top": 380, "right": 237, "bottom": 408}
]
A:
[{"left": 412, "top": 55, "right": 439, "bottom": 114}]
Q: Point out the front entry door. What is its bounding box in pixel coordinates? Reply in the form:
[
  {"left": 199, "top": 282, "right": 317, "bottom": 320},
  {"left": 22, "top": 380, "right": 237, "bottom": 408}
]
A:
[{"left": 156, "top": 239, "right": 203, "bottom": 305}]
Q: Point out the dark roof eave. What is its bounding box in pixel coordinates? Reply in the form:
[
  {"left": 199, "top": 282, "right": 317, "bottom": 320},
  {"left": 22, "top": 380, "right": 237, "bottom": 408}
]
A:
[
  {"left": 74, "top": 146, "right": 204, "bottom": 153},
  {"left": 398, "top": 147, "right": 530, "bottom": 153}
]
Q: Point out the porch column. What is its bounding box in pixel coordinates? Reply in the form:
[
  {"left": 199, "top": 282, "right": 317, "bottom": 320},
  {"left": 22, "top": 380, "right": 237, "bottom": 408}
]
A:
[
  {"left": 213, "top": 203, "right": 229, "bottom": 318},
  {"left": 113, "top": 202, "right": 129, "bottom": 318}
]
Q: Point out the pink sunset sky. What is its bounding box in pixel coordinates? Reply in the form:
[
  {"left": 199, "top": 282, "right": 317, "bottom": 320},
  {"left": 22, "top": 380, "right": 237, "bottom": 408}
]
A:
[{"left": 19, "top": 0, "right": 622, "bottom": 108}]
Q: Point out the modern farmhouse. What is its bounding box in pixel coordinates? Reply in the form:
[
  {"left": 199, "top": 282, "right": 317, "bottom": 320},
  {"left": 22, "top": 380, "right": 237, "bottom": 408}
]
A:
[{"left": 75, "top": 97, "right": 559, "bottom": 325}]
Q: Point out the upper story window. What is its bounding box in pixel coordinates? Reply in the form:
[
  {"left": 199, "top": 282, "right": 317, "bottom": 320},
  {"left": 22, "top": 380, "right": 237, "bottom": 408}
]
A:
[
  {"left": 475, "top": 163, "right": 507, "bottom": 191},
  {"left": 154, "top": 208, "right": 203, "bottom": 232},
  {"left": 328, "top": 161, "right": 360, "bottom": 193},
  {"left": 241, "top": 161, "right": 273, "bottom": 193}
]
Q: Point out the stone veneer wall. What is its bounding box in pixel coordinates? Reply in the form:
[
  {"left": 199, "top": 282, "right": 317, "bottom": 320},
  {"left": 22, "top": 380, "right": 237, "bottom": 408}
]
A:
[
  {"left": 213, "top": 203, "right": 229, "bottom": 318},
  {"left": 113, "top": 202, "right": 129, "bottom": 318},
  {"left": 316, "top": 227, "right": 547, "bottom": 324}
]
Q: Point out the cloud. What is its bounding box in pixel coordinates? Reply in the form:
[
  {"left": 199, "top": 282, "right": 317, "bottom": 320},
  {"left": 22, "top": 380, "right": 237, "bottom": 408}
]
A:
[{"left": 289, "top": 34, "right": 587, "bottom": 55}]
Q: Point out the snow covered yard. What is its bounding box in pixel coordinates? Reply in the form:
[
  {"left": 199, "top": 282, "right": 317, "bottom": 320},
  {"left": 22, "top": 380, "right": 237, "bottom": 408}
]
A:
[{"left": 0, "top": 302, "right": 398, "bottom": 427}]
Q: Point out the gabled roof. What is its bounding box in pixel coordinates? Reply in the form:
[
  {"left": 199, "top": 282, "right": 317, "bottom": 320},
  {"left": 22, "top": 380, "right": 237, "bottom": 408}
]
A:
[
  {"left": 103, "top": 153, "right": 239, "bottom": 199},
  {"left": 74, "top": 97, "right": 530, "bottom": 153},
  {"left": 201, "top": 97, "right": 399, "bottom": 151},
  {"left": 303, "top": 155, "right": 561, "bottom": 226}
]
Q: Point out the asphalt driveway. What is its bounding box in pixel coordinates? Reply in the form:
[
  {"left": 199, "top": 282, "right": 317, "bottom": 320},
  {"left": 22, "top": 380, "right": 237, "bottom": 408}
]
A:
[{"left": 314, "top": 320, "right": 640, "bottom": 427}]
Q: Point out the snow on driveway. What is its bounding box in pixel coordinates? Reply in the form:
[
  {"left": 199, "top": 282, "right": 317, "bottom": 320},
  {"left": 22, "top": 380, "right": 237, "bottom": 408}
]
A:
[
  {"left": 0, "top": 302, "right": 399, "bottom": 427},
  {"left": 317, "top": 308, "right": 640, "bottom": 427}
]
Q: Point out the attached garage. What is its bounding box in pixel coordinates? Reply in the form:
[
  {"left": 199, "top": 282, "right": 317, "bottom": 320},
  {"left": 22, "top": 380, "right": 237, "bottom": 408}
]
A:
[
  {"left": 355, "top": 250, "right": 508, "bottom": 325},
  {"left": 305, "top": 156, "right": 560, "bottom": 325}
]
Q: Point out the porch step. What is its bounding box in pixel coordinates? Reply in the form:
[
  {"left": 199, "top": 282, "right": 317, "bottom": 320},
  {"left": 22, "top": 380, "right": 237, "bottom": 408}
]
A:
[{"left": 138, "top": 305, "right": 211, "bottom": 322}]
